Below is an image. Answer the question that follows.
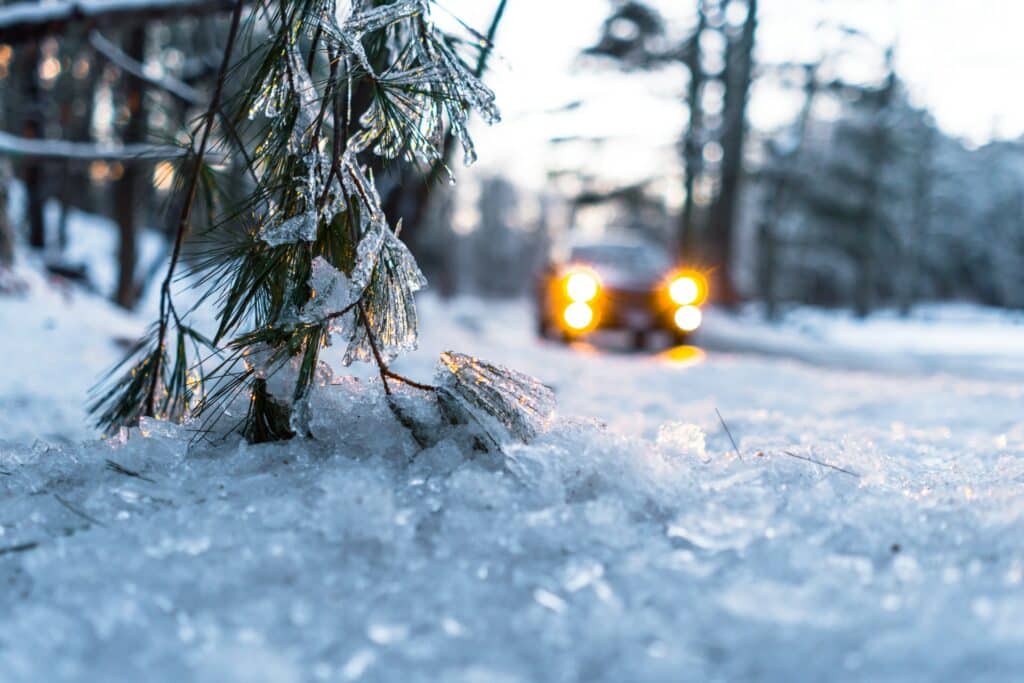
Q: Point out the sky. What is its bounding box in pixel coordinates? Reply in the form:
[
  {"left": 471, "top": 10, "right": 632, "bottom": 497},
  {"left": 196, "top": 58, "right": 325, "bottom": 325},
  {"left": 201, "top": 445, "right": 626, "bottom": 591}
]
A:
[{"left": 440, "top": 0, "right": 1024, "bottom": 194}]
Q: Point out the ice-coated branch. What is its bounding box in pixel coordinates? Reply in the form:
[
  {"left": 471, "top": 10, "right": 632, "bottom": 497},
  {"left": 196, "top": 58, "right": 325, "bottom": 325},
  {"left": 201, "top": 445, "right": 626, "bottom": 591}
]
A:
[
  {"left": 0, "top": 0, "right": 240, "bottom": 44},
  {"left": 89, "top": 30, "right": 201, "bottom": 105},
  {"left": 0, "top": 130, "right": 184, "bottom": 162}
]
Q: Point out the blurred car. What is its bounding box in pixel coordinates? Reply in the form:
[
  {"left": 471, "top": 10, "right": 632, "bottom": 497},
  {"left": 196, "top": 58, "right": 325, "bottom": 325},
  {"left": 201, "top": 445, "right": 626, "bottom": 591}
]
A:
[{"left": 535, "top": 240, "right": 708, "bottom": 348}]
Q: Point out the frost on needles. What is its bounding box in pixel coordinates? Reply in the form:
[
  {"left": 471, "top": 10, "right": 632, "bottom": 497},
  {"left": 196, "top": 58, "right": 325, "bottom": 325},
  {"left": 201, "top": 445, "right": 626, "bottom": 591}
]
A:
[{"left": 91, "top": 0, "right": 551, "bottom": 448}]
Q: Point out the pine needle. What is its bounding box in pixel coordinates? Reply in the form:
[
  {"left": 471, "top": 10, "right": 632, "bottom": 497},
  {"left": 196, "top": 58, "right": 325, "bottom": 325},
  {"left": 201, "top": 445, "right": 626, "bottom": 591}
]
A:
[
  {"left": 53, "top": 494, "right": 107, "bottom": 528},
  {"left": 0, "top": 541, "right": 38, "bottom": 557},
  {"left": 781, "top": 450, "right": 860, "bottom": 478},
  {"left": 716, "top": 408, "right": 743, "bottom": 461},
  {"left": 106, "top": 459, "right": 156, "bottom": 484}
]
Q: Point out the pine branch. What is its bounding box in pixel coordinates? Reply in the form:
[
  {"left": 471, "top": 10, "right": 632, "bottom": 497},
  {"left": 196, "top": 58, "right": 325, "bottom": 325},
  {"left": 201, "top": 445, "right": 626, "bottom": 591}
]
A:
[{"left": 145, "top": 0, "right": 245, "bottom": 418}]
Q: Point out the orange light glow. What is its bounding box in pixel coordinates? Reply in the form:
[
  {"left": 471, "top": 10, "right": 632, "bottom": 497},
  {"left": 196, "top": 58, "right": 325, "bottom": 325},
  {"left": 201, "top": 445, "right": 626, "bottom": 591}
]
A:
[{"left": 657, "top": 344, "right": 706, "bottom": 368}]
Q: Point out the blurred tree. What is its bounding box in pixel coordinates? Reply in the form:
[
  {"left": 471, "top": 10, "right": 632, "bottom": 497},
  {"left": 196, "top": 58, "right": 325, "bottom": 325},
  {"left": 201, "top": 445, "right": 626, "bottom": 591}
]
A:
[
  {"left": 585, "top": 0, "right": 758, "bottom": 304},
  {"left": 706, "top": 0, "right": 756, "bottom": 305},
  {"left": 0, "top": 158, "right": 11, "bottom": 266},
  {"left": 0, "top": 0, "right": 243, "bottom": 304},
  {"left": 112, "top": 27, "right": 149, "bottom": 308},
  {"left": 378, "top": 0, "right": 508, "bottom": 296}
]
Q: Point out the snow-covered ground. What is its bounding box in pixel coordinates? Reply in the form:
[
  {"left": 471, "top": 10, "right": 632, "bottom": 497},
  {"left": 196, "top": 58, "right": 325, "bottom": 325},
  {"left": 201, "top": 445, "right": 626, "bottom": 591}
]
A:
[{"left": 2, "top": 243, "right": 1024, "bottom": 680}]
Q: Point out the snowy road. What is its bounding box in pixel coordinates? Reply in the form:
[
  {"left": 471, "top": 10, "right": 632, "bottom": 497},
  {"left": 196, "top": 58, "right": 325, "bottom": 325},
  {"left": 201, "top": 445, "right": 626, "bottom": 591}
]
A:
[{"left": 2, "top": 289, "right": 1024, "bottom": 681}]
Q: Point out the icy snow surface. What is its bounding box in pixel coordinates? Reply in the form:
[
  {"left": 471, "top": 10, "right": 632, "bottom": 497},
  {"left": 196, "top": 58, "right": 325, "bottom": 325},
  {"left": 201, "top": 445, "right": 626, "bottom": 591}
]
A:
[{"left": 3, "top": 284, "right": 1024, "bottom": 680}]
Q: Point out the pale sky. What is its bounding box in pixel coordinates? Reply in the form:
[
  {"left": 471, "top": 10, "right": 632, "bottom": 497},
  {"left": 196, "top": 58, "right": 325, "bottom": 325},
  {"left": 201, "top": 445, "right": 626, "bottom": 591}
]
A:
[{"left": 440, "top": 0, "right": 1024, "bottom": 193}]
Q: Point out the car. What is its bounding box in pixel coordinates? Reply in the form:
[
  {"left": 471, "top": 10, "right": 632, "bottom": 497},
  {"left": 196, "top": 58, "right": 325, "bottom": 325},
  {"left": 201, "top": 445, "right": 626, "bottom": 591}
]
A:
[{"left": 535, "top": 240, "right": 708, "bottom": 349}]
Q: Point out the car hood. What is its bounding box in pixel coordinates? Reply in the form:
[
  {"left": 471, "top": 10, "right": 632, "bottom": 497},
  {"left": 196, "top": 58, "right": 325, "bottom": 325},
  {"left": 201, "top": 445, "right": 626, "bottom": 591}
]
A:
[{"left": 591, "top": 265, "right": 663, "bottom": 292}]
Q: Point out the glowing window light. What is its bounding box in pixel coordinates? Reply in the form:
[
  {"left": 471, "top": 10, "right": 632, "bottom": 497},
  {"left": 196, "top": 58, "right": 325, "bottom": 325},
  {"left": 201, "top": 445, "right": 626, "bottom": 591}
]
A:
[{"left": 153, "top": 161, "right": 175, "bottom": 191}]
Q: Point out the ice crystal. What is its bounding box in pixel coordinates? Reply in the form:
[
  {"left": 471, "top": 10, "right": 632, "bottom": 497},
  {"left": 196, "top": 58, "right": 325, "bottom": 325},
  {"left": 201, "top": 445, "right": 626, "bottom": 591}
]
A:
[
  {"left": 344, "top": 222, "right": 427, "bottom": 364},
  {"left": 259, "top": 210, "right": 318, "bottom": 247},
  {"left": 300, "top": 257, "right": 354, "bottom": 323},
  {"left": 320, "top": 0, "right": 425, "bottom": 77},
  {"left": 248, "top": 38, "right": 320, "bottom": 153},
  {"left": 344, "top": 9, "right": 500, "bottom": 167},
  {"left": 435, "top": 351, "right": 556, "bottom": 443}
]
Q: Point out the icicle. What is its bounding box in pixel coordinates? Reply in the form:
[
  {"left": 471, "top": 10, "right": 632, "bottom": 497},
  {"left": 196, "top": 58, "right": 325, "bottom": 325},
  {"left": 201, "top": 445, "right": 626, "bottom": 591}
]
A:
[{"left": 434, "top": 352, "right": 556, "bottom": 443}]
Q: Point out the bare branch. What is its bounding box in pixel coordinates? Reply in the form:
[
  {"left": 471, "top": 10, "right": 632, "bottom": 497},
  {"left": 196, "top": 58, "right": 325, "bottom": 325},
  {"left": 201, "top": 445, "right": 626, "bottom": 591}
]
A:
[
  {"left": 0, "top": 130, "right": 184, "bottom": 162},
  {"left": 89, "top": 30, "right": 200, "bottom": 105},
  {"left": 0, "top": 0, "right": 239, "bottom": 45}
]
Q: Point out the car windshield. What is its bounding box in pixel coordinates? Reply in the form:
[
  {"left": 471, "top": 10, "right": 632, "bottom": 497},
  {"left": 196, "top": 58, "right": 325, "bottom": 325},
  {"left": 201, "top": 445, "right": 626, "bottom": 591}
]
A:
[{"left": 570, "top": 244, "right": 670, "bottom": 276}]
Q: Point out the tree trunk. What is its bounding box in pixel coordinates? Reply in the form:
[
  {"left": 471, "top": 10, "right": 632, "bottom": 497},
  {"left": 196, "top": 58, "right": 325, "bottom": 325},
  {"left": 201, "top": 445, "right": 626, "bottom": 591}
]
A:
[
  {"left": 678, "top": 6, "right": 705, "bottom": 262},
  {"left": 113, "top": 27, "right": 149, "bottom": 308},
  {"left": 707, "top": 0, "right": 756, "bottom": 305},
  {"left": 899, "top": 123, "right": 933, "bottom": 316},
  {"left": 853, "top": 52, "right": 895, "bottom": 318},
  {"left": 757, "top": 62, "right": 818, "bottom": 320},
  {"left": 15, "top": 43, "right": 47, "bottom": 250},
  {"left": 0, "top": 159, "right": 13, "bottom": 266}
]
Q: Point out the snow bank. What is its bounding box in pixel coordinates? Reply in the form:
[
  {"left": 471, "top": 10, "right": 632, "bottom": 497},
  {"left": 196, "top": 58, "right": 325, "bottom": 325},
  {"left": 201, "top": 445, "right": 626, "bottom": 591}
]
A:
[
  {"left": 0, "top": 261, "right": 141, "bottom": 443},
  {"left": 3, "top": 247, "right": 1024, "bottom": 679},
  {"left": 700, "top": 303, "right": 1024, "bottom": 380},
  {"left": 2, "top": 362, "right": 1024, "bottom": 681}
]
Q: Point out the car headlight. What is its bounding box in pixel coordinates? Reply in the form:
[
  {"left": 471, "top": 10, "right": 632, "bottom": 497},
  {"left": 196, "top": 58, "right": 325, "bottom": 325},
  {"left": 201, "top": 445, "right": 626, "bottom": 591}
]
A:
[
  {"left": 565, "top": 270, "right": 600, "bottom": 302},
  {"left": 563, "top": 301, "right": 595, "bottom": 330},
  {"left": 669, "top": 275, "right": 700, "bottom": 306},
  {"left": 673, "top": 305, "right": 702, "bottom": 332}
]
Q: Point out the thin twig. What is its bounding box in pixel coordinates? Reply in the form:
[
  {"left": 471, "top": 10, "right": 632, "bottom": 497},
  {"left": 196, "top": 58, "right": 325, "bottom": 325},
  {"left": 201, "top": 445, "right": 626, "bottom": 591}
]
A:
[
  {"left": 781, "top": 450, "right": 860, "bottom": 478},
  {"left": 359, "top": 303, "right": 437, "bottom": 395},
  {"left": 0, "top": 469, "right": 10, "bottom": 476},
  {"left": 106, "top": 458, "right": 157, "bottom": 484},
  {"left": 146, "top": 0, "right": 245, "bottom": 417},
  {"left": 716, "top": 408, "right": 743, "bottom": 461},
  {"left": 53, "top": 494, "right": 107, "bottom": 528},
  {"left": 383, "top": 369, "right": 436, "bottom": 392},
  {"left": 360, "top": 303, "right": 393, "bottom": 396}
]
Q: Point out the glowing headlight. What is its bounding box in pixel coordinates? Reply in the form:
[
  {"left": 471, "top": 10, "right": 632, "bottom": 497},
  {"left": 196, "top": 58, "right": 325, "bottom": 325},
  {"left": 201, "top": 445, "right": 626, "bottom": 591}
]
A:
[
  {"left": 565, "top": 271, "right": 599, "bottom": 302},
  {"left": 563, "top": 302, "right": 594, "bottom": 330},
  {"left": 669, "top": 276, "right": 700, "bottom": 306},
  {"left": 673, "top": 305, "right": 702, "bottom": 332}
]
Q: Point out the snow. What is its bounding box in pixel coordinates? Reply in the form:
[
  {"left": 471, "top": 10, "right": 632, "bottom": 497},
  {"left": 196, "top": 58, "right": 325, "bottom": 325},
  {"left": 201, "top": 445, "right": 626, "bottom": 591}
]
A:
[
  {"left": 3, "top": 242, "right": 1024, "bottom": 679},
  {"left": 699, "top": 303, "right": 1024, "bottom": 380}
]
